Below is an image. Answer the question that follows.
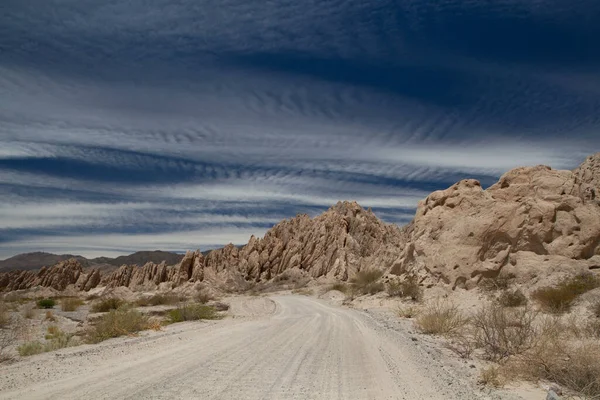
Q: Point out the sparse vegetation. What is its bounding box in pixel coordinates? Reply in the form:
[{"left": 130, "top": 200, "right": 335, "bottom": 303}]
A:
[
  {"left": 136, "top": 293, "right": 182, "bottom": 307},
  {"left": 591, "top": 299, "right": 600, "bottom": 318},
  {"left": 387, "top": 275, "right": 423, "bottom": 301},
  {"left": 415, "top": 299, "right": 468, "bottom": 335},
  {"left": 22, "top": 304, "right": 35, "bottom": 319},
  {"left": 479, "top": 366, "right": 504, "bottom": 387},
  {"left": 351, "top": 269, "right": 384, "bottom": 295},
  {"left": 0, "top": 302, "right": 8, "bottom": 328},
  {"left": 195, "top": 289, "right": 214, "bottom": 304},
  {"left": 91, "top": 298, "right": 125, "bottom": 313},
  {"left": 396, "top": 304, "right": 420, "bottom": 319},
  {"left": 86, "top": 306, "right": 149, "bottom": 343},
  {"left": 45, "top": 310, "right": 56, "bottom": 322},
  {"left": 36, "top": 298, "right": 56, "bottom": 309},
  {"left": 167, "top": 303, "right": 220, "bottom": 323},
  {"left": 61, "top": 297, "right": 84, "bottom": 312},
  {"left": 291, "top": 288, "right": 313, "bottom": 296},
  {"left": 18, "top": 326, "right": 77, "bottom": 357},
  {"left": 471, "top": 305, "right": 537, "bottom": 361},
  {"left": 497, "top": 289, "right": 528, "bottom": 308},
  {"left": 479, "top": 272, "right": 516, "bottom": 291},
  {"left": 532, "top": 273, "right": 600, "bottom": 313},
  {"left": 329, "top": 283, "right": 349, "bottom": 293}
]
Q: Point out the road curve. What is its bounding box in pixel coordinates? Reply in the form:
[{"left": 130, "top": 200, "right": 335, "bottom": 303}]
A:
[{"left": 0, "top": 296, "right": 504, "bottom": 400}]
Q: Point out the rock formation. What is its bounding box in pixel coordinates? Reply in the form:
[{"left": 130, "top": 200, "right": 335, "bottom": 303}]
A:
[
  {"left": 1, "top": 153, "right": 599, "bottom": 294},
  {"left": 391, "top": 153, "right": 600, "bottom": 289},
  {"left": 0, "top": 259, "right": 101, "bottom": 292}
]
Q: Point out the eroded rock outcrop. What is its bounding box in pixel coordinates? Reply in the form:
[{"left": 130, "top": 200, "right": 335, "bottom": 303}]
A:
[
  {"left": 0, "top": 259, "right": 100, "bottom": 291},
  {"left": 392, "top": 153, "right": 600, "bottom": 289}
]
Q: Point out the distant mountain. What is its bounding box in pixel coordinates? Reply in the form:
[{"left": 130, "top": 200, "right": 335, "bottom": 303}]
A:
[
  {"left": 89, "top": 251, "right": 184, "bottom": 268},
  {"left": 0, "top": 250, "right": 184, "bottom": 272},
  {"left": 0, "top": 252, "right": 89, "bottom": 272}
]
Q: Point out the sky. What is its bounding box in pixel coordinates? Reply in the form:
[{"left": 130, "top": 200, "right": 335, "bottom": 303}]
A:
[{"left": 1, "top": 0, "right": 599, "bottom": 259}]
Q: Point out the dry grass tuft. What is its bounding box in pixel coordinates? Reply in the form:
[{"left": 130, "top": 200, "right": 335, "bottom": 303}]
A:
[
  {"left": 45, "top": 310, "right": 56, "bottom": 322},
  {"left": 22, "top": 304, "right": 35, "bottom": 319},
  {"left": 497, "top": 289, "right": 528, "bottom": 308},
  {"left": 91, "top": 298, "right": 126, "bottom": 313},
  {"left": 18, "top": 326, "right": 78, "bottom": 357},
  {"left": 532, "top": 273, "right": 600, "bottom": 313},
  {"left": 387, "top": 275, "right": 423, "bottom": 302},
  {"left": 167, "top": 303, "right": 220, "bottom": 323},
  {"left": 0, "top": 302, "right": 9, "bottom": 328},
  {"left": 86, "top": 306, "right": 149, "bottom": 343},
  {"left": 415, "top": 299, "right": 468, "bottom": 335},
  {"left": 591, "top": 299, "right": 600, "bottom": 318},
  {"left": 195, "top": 289, "right": 215, "bottom": 304},
  {"left": 60, "top": 297, "right": 84, "bottom": 312},
  {"left": 396, "top": 304, "right": 420, "bottom": 319},
  {"left": 351, "top": 269, "right": 384, "bottom": 295},
  {"left": 479, "top": 272, "right": 516, "bottom": 292},
  {"left": 329, "top": 283, "right": 349, "bottom": 293},
  {"left": 136, "top": 293, "right": 183, "bottom": 307},
  {"left": 478, "top": 366, "right": 505, "bottom": 387}
]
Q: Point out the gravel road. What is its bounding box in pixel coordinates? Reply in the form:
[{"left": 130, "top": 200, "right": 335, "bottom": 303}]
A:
[{"left": 0, "top": 295, "right": 526, "bottom": 400}]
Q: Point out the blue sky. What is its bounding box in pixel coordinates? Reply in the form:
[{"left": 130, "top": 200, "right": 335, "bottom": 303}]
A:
[{"left": 1, "top": 0, "right": 599, "bottom": 258}]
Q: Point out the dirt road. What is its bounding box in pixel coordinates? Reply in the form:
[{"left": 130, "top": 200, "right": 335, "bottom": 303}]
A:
[{"left": 0, "top": 295, "right": 522, "bottom": 400}]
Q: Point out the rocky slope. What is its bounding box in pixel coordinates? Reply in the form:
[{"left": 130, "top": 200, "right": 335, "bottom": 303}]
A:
[
  {"left": 0, "top": 259, "right": 100, "bottom": 292},
  {"left": 392, "top": 153, "right": 600, "bottom": 289}
]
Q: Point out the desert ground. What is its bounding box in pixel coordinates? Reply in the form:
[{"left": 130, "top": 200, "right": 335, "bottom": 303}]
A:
[{"left": 0, "top": 294, "right": 544, "bottom": 400}]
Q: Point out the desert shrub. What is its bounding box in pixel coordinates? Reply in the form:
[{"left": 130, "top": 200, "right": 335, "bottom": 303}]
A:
[
  {"left": 498, "top": 289, "right": 528, "bottom": 308},
  {"left": 167, "top": 304, "right": 219, "bottom": 323},
  {"left": 524, "top": 339, "right": 600, "bottom": 398},
  {"left": 291, "top": 288, "right": 313, "bottom": 296},
  {"left": 591, "top": 299, "right": 600, "bottom": 318},
  {"left": 91, "top": 298, "right": 125, "bottom": 313},
  {"left": 17, "top": 326, "right": 77, "bottom": 357},
  {"left": 211, "top": 302, "right": 230, "bottom": 312},
  {"left": 533, "top": 273, "right": 600, "bottom": 313},
  {"left": 36, "top": 298, "right": 55, "bottom": 309},
  {"left": 86, "top": 307, "right": 149, "bottom": 343},
  {"left": 396, "top": 305, "right": 420, "bottom": 319},
  {"left": 60, "top": 297, "right": 84, "bottom": 312},
  {"left": 329, "top": 283, "right": 349, "bottom": 294},
  {"left": 0, "top": 316, "right": 20, "bottom": 362},
  {"left": 22, "top": 304, "right": 35, "bottom": 319},
  {"left": 471, "top": 305, "right": 537, "bottom": 361},
  {"left": 351, "top": 269, "right": 384, "bottom": 295},
  {"left": 387, "top": 275, "right": 423, "bottom": 301},
  {"left": 136, "top": 294, "right": 182, "bottom": 307},
  {"left": 0, "top": 302, "right": 8, "bottom": 328},
  {"left": 45, "top": 310, "right": 56, "bottom": 322},
  {"left": 479, "top": 366, "right": 505, "bottom": 387},
  {"left": 446, "top": 331, "right": 476, "bottom": 359},
  {"left": 195, "top": 289, "right": 214, "bottom": 304},
  {"left": 17, "top": 341, "right": 44, "bottom": 356},
  {"left": 415, "top": 299, "right": 468, "bottom": 335},
  {"left": 480, "top": 272, "right": 516, "bottom": 291}
]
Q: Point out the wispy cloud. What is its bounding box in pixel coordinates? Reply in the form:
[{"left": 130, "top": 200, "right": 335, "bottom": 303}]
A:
[{"left": 1, "top": 0, "right": 599, "bottom": 259}]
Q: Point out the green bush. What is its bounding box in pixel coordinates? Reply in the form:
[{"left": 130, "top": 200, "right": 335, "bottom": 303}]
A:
[
  {"left": 498, "top": 289, "right": 528, "bottom": 308},
  {"left": 533, "top": 273, "right": 600, "bottom": 313},
  {"left": 351, "top": 269, "right": 384, "bottom": 295},
  {"left": 91, "top": 298, "right": 125, "bottom": 313},
  {"left": 86, "top": 307, "right": 149, "bottom": 343},
  {"left": 168, "top": 303, "right": 220, "bottom": 323},
  {"left": 17, "top": 341, "right": 44, "bottom": 356},
  {"left": 36, "top": 298, "right": 56, "bottom": 309}
]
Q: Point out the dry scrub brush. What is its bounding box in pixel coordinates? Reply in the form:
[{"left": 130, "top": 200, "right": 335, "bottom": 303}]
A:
[
  {"left": 60, "top": 297, "right": 84, "bottom": 312},
  {"left": 471, "top": 304, "right": 537, "bottom": 361},
  {"left": 168, "top": 303, "right": 220, "bottom": 323},
  {"left": 351, "top": 269, "right": 384, "bottom": 295},
  {"left": 387, "top": 275, "right": 423, "bottom": 302},
  {"left": 415, "top": 299, "right": 468, "bottom": 335},
  {"left": 91, "top": 298, "right": 126, "bottom": 313},
  {"left": 86, "top": 306, "right": 149, "bottom": 343},
  {"left": 532, "top": 273, "right": 600, "bottom": 313}
]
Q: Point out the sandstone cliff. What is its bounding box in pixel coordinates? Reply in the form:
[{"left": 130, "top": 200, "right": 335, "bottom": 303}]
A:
[{"left": 391, "top": 153, "right": 600, "bottom": 289}]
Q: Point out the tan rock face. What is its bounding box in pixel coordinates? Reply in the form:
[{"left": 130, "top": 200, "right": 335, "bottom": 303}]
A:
[
  {"left": 0, "top": 259, "right": 93, "bottom": 291},
  {"left": 392, "top": 153, "right": 600, "bottom": 289}
]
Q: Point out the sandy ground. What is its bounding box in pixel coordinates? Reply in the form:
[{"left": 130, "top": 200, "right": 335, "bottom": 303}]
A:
[{"left": 0, "top": 295, "right": 540, "bottom": 400}]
